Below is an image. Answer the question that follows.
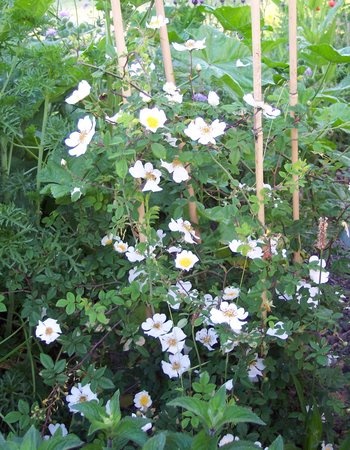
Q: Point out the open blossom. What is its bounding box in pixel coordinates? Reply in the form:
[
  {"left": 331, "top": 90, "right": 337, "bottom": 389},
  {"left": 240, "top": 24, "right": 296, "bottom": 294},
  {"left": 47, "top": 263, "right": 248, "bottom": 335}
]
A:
[
  {"left": 243, "top": 93, "right": 281, "bottom": 119},
  {"left": 195, "top": 328, "right": 218, "bottom": 351},
  {"left": 141, "top": 313, "right": 173, "bottom": 338},
  {"left": 308, "top": 255, "right": 329, "bottom": 284},
  {"left": 139, "top": 107, "right": 167, "bottom": 133},
  {"left": 129, "top": 160, "right": 162, "bottom": 192},
  {"left": 210, "top": 302, "right": 248, "bottom": 332},
  {"left": 222, "top": 286, "right": 240, "bottom": 300},
  {"left": 146, "top": 15, "right": 169, "bottom": 29},
  {"left": 321, "top": 442, "right": 334, "bottom": 450},
  {"left": 35, "top": 318, "right": 62, "bottom": 344},
  {"left": 248, "top": 355, "right": 265, "bottom": 382},
  {"left": 175, "top": 250, "right": 199, "bottom": 271},
  {"left": 65, "top": 80, "right": 91, "bottom": 104},
  {"left": 163, "top": 82, "right": 183, "bottom": 104},
  {"left": 169, "top": 218, "right": 199, "bottom": 244},
  {"left": 168, "top": 281, "right": 195, "bottom": 309},
  {"left": 161, "top": 159, "right": 189, "bottom": 183},
  {"left": 134, "top": 390, "right": 152, "bottom": 411},
  {"left": 266, "top": 321, "right": 289, "bottom": 340},
  {"left": 184, "top": 117, "right": 226, "bottom": 145},
  {"left": 66, "top": 383, "right": 98, "bottom": 415},
  {"left": 207, "top": 91, "right": 220, "bottom": 106},
  {"left": 161, "top": 352, "right": 190, "bottom": 378},
  {"left": 65, "top": 115, "right": 96, "bottom": 157},
  {"left": 159, "top": 327, "right": 187, "bottom": 353},
  {"left": 101, "top": 233, "right": 116, "bottom": 246},
  {"left": 172, "top": 38, "right": 206, "bottom": 52},
  {"left": 113, "top": 240, "right": 128, "bottom": 253},
  {"left": 163, "top": 133, "right": 178, "bottom": 147},
  {"left": 125, "top": 246, "right": 146, "bottom": 262},
  {"left": 228, "top": 237, "right": 263, "bottom": 259}
]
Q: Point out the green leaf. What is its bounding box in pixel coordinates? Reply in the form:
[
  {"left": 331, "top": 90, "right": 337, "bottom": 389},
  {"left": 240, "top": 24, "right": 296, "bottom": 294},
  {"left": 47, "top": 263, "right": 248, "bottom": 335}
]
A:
[
  {"left": 72, "top": 401, "right": 104, "bottom": 425},
  {"left": 339, "top": 434, "right": 350, "bottom": 450},
  {"left": 142, "top": 432, "right": 166, "bottom": 450},
  {"left": 307, "top": 44, "right": 350, "bottom": 64},
  {"left": 214, "top": 405, "right": 265, "bottom": 429},
  {"left": 41, "top": 433, "right": 84, "bottom": 450},
  {"left": 304, "top": 404, "right": 322, "bottom": 450},
  {"left": 167, "top": 397, "right": 210, "bottom": 429},
  {"left": 18, "top": 400, "right": 29, "bottom": 415},
  {"left": 115, "top": 159, "right": 128, "bottom": 179},
  {"left": 191, "top": 430, "right": 217, "bottom": 450},
  {"left": 40, "top": 353, "right": 54, "bottom": 369},
  {"left": 115, "top": 417, "right": 148, "bottom": 446},
  {"left": 203, "top": 5, "right": 252, "bottom": 35},
  {"left": 151, "top": 143, "right": 167, "bottom": 159},
  {"left": 221, "top": 441, "right": 262, "bottom": 450},
  {"left": 268, "top": 436, "right": 284, "bottom": 450},
  {"left": 4, "top": 411, "right": 22, "bottom": 424},
  {"left": 19, "top": 426, "right": 41, "bottom": 450}
]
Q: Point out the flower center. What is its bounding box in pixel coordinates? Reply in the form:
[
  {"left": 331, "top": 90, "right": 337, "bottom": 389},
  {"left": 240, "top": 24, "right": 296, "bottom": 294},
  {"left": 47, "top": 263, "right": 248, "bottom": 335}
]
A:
[
  {"left": 172, "top": 362, "right": 181, "bottom": 370},
  {"left": 223, "top": 309, "right": 237, "bottom": 318},
  {"left": 139, "top": 395, "right": 150, "bottom": 407},
  {"left": 79, "top": 131, "right": 88, "bottom": 143},
  {"left": 179, "top": 257, "right": 192, "bottom": 268},
  {"left": 167, "top": 338, "right": 178, "bottom": 347},
  {"left": 202, "top": 336, "right": 211, "bottom": 344},
  {"left": 172, "top": 159, "right": 182, "bottom": 167},
  {"left": 200, "top": 125, "right": 212, "bottom": 135},
  {"left": 185, "top": 40, "right": 195, "bottom": 49},
  {"left": 79, "top": 395, "right": 88, "bottom": 403},
  {"left": 153, "top": 322, "right": 161, "bottom": 329},
  {"left": 146, "top": 117, "right": 159, "bottom": 129},
  {"left": 45, "top": 327, "right": 53, "bottom": 336},
  {"left": 183, "top": 222, "right": 194, "bottom": 233},
  {"left": 145, "top": 171, "right": 156, "bottom": 181}
]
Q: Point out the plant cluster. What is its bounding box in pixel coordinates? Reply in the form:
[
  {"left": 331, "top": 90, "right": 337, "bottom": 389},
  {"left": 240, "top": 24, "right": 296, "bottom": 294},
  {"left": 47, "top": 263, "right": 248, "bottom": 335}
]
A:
[{"left": 0, "top": 0, "right": 349, "bottom": 449}]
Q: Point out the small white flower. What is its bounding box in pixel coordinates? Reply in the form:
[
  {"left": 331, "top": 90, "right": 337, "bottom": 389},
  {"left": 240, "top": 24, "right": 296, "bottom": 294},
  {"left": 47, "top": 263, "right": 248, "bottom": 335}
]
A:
[
  {"left": 105, "top": 111, "right": 122, "bottom": 124},
  {"left": 195, "top": 328, "right": 218, "bottom": 351},
  {"left": 228, "top": 237, "right": 263, "bottom": 259},
  {"left": 70, "top": 187, "right": 82, "bottom": 200},
  {"left": 161, "top": 159, "right": 189, "bottom": 183},
  {"left": 163, "top": 133, "right": 178, "bottom": 147},
  {"left": 172, "top": 39, "right": 206, "bottom": 52},
  {"left": 309, "top": 255, "right": 329, "bottom": 284},
  {"left": 167, "top": 281, "right": 195, "bottom": 309},
  {"left": 66, "top": 383, "right": 98, "bottom": 415},
  {"left": 139, "top": 107, "right": 167, "bottom": 133},
  {"left": 161, "top": 352, "right": 190, "bottom": 378},
  {"left": 163, "top": 82, "right": 183, "bottom": 103},
  {"left": 159, "top": 327, "right": 187, "bottom": 353},
  {"left": 101, "top": 233, "right": 115, "bottom": 246},
  {"left": 218, "top": 434, "right": 239, "bottom": 447},
  {"left": 207, "top": 91, "right": 220, "bottom": 106},
  {"left": 134, "top": 390, "right": 152, "bottom": 411},
  {"left": 48, "top": 423, "right": 68, "bottom": 437},
  {"left": 175, "top": 250, "right": 199, "bottom": 271},
  {"left": 243, "top": 93, "right": 281, "bottom": 119},
  {"left": 129, "top": 160, "right": 162, "bottom": 192},
  {"left": 141, "top": 313, "right": 173, "bottom": 338},
  {"left": 296, "top": 280, "right": 320, "bottom": 308},
  {"left": 113, "top": 240, "right": 129, "bottom": 253},
  {"left": 139, "top": 92, "right": 152, "bottom": 103},
  {"left": 222, "top": 286, "right": 240, "bottom": 301},
  {"left": 35, "top": 318, "right": 62, "bottom": 344},
  {"left": 248, "top": 355, "right": 265, "bottom": 382},
  {"left": 129, "top": 62, "right": 143, "bottom": 77},
  {"left": 184, "top": 117, "right": 226, "bottom": 145},
  {"left": 125, "top": 246, "right": 146, "bottom": 262},
  {"left": 146, "top": 15, "right": 169, "bottom": 29},
  {"left": 65, "top": 80, "right": 91, "bottom": 104},
  {"left": 224, "top": 379, "right": 233, "bottom": 390},
  {"left": 65, "top": 116, "right": 96, "bottom": 157},
  {"left": 266, "top": 321, "right": 288, "bottom": 340},
  {"left": 60, "top": 158, "right": 67, "bottom": 167},
  {"left": 195, "top": 63, "right": 202, "bottom": 71},
  {"left": 169, "top": 218, "right": 199, "bottom": 244},
  {"left": 321, "top": 442, "right": 334, "bottom": 450},
  {"left": 210, "top": 302, "right": 248, "bottom": 333}
]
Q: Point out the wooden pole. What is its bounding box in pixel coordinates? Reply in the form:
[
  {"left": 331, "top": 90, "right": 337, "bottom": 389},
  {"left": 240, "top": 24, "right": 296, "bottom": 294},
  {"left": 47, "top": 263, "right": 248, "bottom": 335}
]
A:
[
  {"left": 154, "top": 0, "right": 175, "bottom": 84},
  {"left": 289, "top": 0, "right": 302, "bottom": 262},
  {"left": 251, "top": 0, "right": 265, "bottom": 227},
  {"left": 110, "top": 0, "right": 131, "bottom": 100}
]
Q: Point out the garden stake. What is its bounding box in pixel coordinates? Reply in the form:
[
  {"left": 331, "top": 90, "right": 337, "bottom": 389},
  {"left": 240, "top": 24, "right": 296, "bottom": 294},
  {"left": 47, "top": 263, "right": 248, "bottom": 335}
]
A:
[
  {"left": 251, "top": 0, "right": 269, "bottom": 324},
  {"left": 110, "top": 0, "right": 146, "bottom": 244},
  {"left": 155, "top": 0, "right": 201, "bottom": 240},
  {"left": 289, "top": 0, "right": 302, "bottom": 263}
]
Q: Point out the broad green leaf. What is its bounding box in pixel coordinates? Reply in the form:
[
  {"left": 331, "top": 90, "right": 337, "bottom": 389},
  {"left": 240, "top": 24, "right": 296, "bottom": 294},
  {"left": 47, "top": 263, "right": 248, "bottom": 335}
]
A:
[
  {"left": 307, "top": 44, "right": 350, "bottom": 64},
  {"left": 167, "top": 397, "right": 210, "bottom": 428},
  {"left": 142, "top": 432, "right": 166, "bottom": 450},
  {"left": 221, "top": 441, "right": 262, "bottom": 450},
  {"left": 115, "top": 159, "right": 128, "bottom": 179},
  {"left": 40, "top": 353, "right": 54, "bottom": 369},
  {"left": 304, "top": 404, "right": 322, "bottom": 450},
  {"left": 13, "top": 0, "right": 55, "bottom": 20},
  {"left": 268, "top": 436, "right": 284, "bottom": 450},
  {"left": 4, "top": 411, "right": 22, "bottom": 424},
  {"left": 164, "top": 432, "right": 192, "bottom": 450},
  {"left": 214, "top": 405, "right": 265, "bottom": 429},
  {"left": 151, "top": 143, "right": 167, "bottom": 159},
  {"left": 201, "top": 5, "right": 252, "bottom": 35},
  {"left": 72, "top": 401, "right": 104, "bottom": 425},
  {"left": 191, "top": 430, "right": 217, "bottom": 450},
  {"left": 115, "top": 417, "right": 148, "bottom": 446},
  {"left": 19, "top": 426, "right": 41, "bottom": 450},
  {"left": 339, "top": 434, "right": 350, "bottom": 450},
  {"left": 41, "top": 434, "right": 83, "bottom": 450}
]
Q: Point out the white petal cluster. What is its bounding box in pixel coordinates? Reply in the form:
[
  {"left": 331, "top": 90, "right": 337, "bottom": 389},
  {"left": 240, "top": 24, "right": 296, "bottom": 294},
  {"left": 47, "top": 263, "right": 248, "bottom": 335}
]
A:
[
  {"left": 163, "top": 82, "right": 183, "bottom": 104},
  {"left": 195, "top": 328, "right": 218, "bottom": 351},
  {"left": 266, "top": 321, "right": 288, "bottom": 340},
  {"left": 159, "top": 326, "right": 187, "bottom": 353},
  {"left": 161, "top": 352, "right": 190, "bottom": 378},
  {"left": 139, "top": 107, "right": 167, "bottom": 132},
  {"left": 65, "top": 116, "right": 96, "bottom": 157},
  {"left": 308, "top": 255, "right": 329, "bottom": 284},
  {"left": 172, "top": 38, "right": 206, "bottom": 52},
  {"left": 243, "top": 93, "right": 281, "bottom": 119},
  {"left": 228, "top": 237, "right": 264, "bottom": 259},
  {"left": 161, "top": 159, "right": 189, "bottom": 183},
  {"left": 35, "top": 318, "right": 62, "bottom": 344},
  {"left": 66, "top": 383, "right": 98, "bottom": 415},
  {"left": 167, "top": 281, "right": 194, "bottom": 309},
  {"left": 133, "top": 390, "right": 152, "bottom": 411},
  {"left": 175, "top": 250, "right": 199, "bottom": 271},
  {"left": 129, "top": 160, "right": 162, "bottom": 192},
  {"left": 146, "top": 15, "right": 169, "bottom": 29},
  {"left": 207, "top": 91, "right": 220, "bottom": 106},
  {"left": 184, "top": 117, "right": 226, "bottom": 145},
  {"left": 247, "top": 354, "right": 265, "bottom": 382},
  {"left": 210, "top": 302, "right": 248, "bottom": 333},
  {"left": 222, "top": 286, "right": 240, "bottom": 301},
  {"left": 65, "top": 80, "right": 91, "bottom": 104},
  {"left": 169, "top": 218, "right": 199, "bottom": 244},
  {"left": 141, "top": 313, "right": 173, "bottom": 338}
]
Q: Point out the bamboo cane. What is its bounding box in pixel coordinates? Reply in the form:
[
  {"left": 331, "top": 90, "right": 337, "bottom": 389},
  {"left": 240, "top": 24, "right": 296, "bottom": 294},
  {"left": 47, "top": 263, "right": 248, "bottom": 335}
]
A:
[
  {"left": 289, "top": 0, "right": 302, "bottom": 262},
  {"left": 251, "top": 0, "right": 265, "bottom": 227},
  {"left": 110, "top": 0, "right": 131, "bottom": 100},
  {"left": 155, "top": 0, "right": 200, "bottom": 240},
  {"left": 110, "top": 0, "right": 146, "bottom": 243}
]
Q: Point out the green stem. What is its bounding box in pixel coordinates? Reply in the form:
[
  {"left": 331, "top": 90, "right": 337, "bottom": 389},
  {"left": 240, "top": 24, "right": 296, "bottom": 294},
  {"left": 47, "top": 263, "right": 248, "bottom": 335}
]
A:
[
  {"left": 4, "top": 292, "right": 15, "bottom": 337},
  {"left": 191, "top": 323, "right": 202, "bottom": 370}
]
